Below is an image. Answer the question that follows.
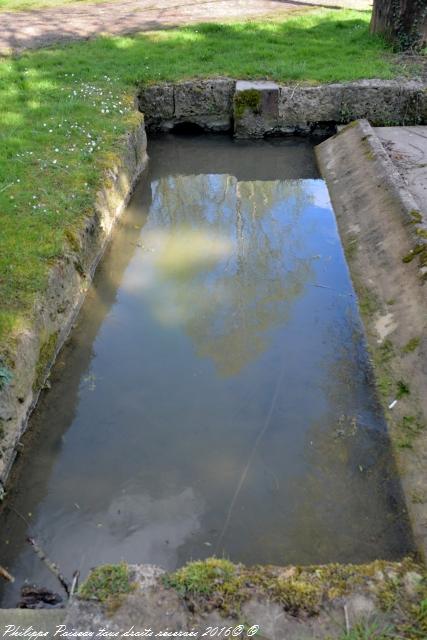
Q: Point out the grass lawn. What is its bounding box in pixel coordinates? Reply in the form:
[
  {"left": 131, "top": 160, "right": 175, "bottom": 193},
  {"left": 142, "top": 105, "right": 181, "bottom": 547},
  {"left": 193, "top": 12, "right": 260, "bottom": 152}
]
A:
[{"left": 0, "top": 9, "right": 417, "bottom": 358}]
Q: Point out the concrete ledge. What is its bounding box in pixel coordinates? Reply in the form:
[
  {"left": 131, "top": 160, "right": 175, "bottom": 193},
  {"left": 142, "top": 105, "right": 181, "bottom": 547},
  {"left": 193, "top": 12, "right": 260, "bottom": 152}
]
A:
[
  {"left": 0, "top": 117, "right": 148, "bottom": 492},
  {"left": 138, "top": 78, "right": 235, "bottom": 133},
  {"left": 62, "top": 560, "right": 425, "bottom": 639},
  {"left": 316, "top": 120, "right": 427, "bottom": 559},
  {"left": 138, "top": 78, "right": 427, "bottom": 136},
  {"left": 0, "top": 608, "right": 65, "bottom": 630}
]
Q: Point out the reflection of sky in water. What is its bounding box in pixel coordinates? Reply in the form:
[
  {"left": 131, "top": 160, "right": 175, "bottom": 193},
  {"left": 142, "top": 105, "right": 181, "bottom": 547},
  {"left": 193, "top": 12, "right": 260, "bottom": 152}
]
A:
[
  {"left": 121, "top": 176, "right": 323, "bottom": 376},
  {"left": 0, "top": 139, "right": 413, "bottom": 607}
]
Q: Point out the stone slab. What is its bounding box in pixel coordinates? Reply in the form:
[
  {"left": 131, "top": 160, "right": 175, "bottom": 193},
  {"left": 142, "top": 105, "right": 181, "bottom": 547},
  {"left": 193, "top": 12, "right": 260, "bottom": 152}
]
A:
[
  {"left": 316, "top": 121, "right": 427, "bottom": 559},
  {"left": 234, "top": 80, "right": 279, "bottom": 137},
  {"left": 375, "top": 126, "right": 427, "bottom": 217},
  {"left": 0, "top": 608, "right": 66, "bottom": 633}
]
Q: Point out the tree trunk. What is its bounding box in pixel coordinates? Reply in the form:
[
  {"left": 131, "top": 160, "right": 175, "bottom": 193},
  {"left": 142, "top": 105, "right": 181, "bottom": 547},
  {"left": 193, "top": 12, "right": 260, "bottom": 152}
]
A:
[{"left": 370, "top": 0, "right": 427, "bottom": 51}]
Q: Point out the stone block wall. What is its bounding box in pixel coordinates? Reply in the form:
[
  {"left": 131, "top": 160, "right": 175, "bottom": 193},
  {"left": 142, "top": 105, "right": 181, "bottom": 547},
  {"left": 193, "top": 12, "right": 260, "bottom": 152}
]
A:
[{"left": 137, "top": 78, "right": 427, "bottom": 137}]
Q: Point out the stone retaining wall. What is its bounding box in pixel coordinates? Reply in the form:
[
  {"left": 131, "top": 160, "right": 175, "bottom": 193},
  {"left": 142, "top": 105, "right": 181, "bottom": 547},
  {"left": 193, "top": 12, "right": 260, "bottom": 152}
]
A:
[
  {"left": 62, "top": 560, "right": 427, "bottom": 639},
  {"left": 316, "top": 120, "right": 427, "bottom": 560},
  {"left": 138, "top": 78, "right": 427, "bottom": 137},
  {"left": 0, "top": 116, "right": 148, "bottom": 493}
]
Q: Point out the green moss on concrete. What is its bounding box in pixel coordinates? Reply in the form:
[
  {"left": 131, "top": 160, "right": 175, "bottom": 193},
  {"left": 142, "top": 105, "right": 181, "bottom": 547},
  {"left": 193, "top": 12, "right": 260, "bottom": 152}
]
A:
[
  {"left": 376, "top": 576, "right": 400, "bottom": 611},
  {"left": 164, "top": 558, "right": 238, "bottom": 597},
  {"left": 33, "top": 331, "right": 58, "bottom": 391},
  {"left": 234, "top": 89, "right": 261, "bottom": 119},
  {"left": 377, "top": 339, "right": 395, "bottom": 364},
  {"left": 402, "top": 243, "right": 427, "bottom": 266},
  {"left": 164, "top": 557, "right": 425, "bottom": 620},
  {"left": 409, "top": 209, "right": 423, "bottom": 225},
  {"left": 343, "top": 232, "right": 358, "bottom": 261},
  {"left": 273, "top": 578, "right": 322, "bottom": 615},
  {"left": 79, "top": 563, "right": 135, "bottom": 603},
  {"left": 396, "top": 415, "right": 425, "bottom": 449},
  {"left": 358, "top": 286, "right": 381, "bottom": 317},
  {"left": 403, "top": 337, "right": 421, "bottom": 354},
  {"left": 64, "top": 228, "right": 81, "bottom": 253}
]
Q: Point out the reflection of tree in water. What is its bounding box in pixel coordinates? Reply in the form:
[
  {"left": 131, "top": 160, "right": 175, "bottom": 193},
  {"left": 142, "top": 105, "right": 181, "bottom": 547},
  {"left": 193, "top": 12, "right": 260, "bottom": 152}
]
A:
[{"left": 144, "top": 174, "right": 315, "bottom": 376}]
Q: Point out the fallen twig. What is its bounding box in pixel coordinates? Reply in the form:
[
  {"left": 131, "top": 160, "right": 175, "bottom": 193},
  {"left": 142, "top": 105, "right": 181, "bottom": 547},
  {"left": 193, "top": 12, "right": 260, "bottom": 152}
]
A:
[
  {"left": 26, "top": 537, "right": 70, "bottom": 596},
  {"left": 0, "top": 565, "right": 15, "bottom": 582}
]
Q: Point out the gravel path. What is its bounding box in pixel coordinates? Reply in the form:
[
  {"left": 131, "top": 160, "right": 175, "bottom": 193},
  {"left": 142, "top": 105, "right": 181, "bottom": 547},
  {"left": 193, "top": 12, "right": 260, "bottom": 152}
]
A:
[{"left": 0, "top": 0, "right": 370, "bottom": 55}]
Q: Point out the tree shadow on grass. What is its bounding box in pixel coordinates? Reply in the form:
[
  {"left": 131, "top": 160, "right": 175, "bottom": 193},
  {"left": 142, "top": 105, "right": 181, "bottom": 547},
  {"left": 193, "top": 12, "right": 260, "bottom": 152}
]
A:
[{"left": 0, "top": 0, "right": 372, "bottom": 55}]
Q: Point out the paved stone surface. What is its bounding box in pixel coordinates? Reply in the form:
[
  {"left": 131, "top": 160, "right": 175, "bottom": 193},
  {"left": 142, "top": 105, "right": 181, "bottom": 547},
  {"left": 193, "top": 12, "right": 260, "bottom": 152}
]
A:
[
  {"left": 0, "top": 0, "right": 370, "bottom": 55},
  {"left": 376, "top": 126, "right": 427, "bottom": 216},
  {"left": 0, "top": 608, "right": 66, "bottom": 632}
]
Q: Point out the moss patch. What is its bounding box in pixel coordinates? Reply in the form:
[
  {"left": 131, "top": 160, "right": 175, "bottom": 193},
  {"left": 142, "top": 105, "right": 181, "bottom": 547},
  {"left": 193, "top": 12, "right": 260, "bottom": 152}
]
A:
[
  {"left": 402, "top": 243, "right": 427, "bottom": 267},
  {"left": 33, "top": 331, "right": 58, "bottom": 391},
  {"left": 409, "top": 209, "right": 423, "bottom": 225},
  {"left": 358, "top": 286, "right": 381, "bottom": 317},
  {"left": 163, "top": 557, "right": 425, "bottom": 621},
  {"left": 396, "top": 414, "right": 425, "bottom": 449},
  {"left": 64, "top": 228, "right": 81, "bottom": 254},
  {"left": 234, "top": 89, "right": 261, "bottom": 119},
  {"left": 343, "top": 232, "right": 358, "bottom": 261},
  {"left": 79, "top": 563, "right": 135, "bottom": 605},
  {"left": 402, "top": 337, "right": 421, "bottom": 354}
]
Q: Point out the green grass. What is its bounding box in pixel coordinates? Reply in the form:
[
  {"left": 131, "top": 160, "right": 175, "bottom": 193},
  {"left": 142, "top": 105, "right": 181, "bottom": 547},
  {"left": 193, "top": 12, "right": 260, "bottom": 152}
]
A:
[{"left": 0, "top": 9, "right": 413, "bottom": 356}]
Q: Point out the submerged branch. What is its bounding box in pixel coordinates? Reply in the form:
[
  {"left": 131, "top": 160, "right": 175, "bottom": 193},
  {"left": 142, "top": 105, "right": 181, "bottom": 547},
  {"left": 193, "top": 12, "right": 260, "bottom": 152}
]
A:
[{"left": 26, "top": 537, "right": 70, "bottom": 596}]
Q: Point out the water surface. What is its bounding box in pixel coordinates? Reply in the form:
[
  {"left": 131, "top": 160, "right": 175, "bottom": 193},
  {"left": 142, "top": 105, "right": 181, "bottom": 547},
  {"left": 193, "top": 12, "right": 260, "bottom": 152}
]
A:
[{"left": 0, "top": 135, "right": 413, "bottom": 606}]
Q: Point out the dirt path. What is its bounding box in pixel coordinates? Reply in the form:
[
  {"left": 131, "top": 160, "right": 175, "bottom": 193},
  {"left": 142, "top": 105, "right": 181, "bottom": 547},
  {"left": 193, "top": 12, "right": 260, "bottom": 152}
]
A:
[{"left": 0, "top": 0, "right": 370, "bottom": 55}]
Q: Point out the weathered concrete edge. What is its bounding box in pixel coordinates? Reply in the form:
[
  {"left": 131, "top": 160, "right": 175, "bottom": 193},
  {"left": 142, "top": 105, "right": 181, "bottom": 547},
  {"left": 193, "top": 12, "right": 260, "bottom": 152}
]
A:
[
  {"left": 63, "top": 560, "right": 425, "bottom": 638},
  {"left": 0, "top": 115, "right": 148, "bottom": 493},
  {"left": 138, "top": 78, "right": 427, "bottom": 137},
  {"left": 316, "top": 119, "right": 427, "bottom": 560},
  {"left": 1, "top": 559, "right": 425, "bottom": 636}
]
